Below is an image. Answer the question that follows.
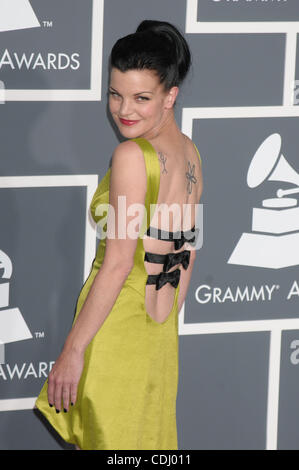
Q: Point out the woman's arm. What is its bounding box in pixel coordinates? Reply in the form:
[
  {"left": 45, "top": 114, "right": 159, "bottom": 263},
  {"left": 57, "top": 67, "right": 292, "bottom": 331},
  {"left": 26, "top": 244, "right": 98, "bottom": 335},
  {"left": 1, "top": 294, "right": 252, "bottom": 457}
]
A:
[{"left": 47, "top": 140, "right": 147, "bottom": 413}]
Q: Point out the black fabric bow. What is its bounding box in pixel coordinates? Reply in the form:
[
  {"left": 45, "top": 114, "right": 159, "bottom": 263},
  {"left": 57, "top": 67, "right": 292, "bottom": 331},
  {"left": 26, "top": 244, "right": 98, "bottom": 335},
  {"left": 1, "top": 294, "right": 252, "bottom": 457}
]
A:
[
  {"left": 163, "top": 250, "right": 190, "bottom": 272},
  {"left": 156, "top": 268, "right": 181, "bottom": 290},
  {"left": 173, "top": 227, "right": 199, "bottom": 250}
]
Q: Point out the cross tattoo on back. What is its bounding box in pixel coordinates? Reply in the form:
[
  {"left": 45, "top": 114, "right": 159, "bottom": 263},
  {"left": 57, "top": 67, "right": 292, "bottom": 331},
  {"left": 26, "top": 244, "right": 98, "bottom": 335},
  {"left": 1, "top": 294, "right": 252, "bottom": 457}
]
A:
[
  {"left": 158, "top": 152, "right": 168, "bottom": 174},
  {"left": 186, "top": 161, "right": 197, "bottom": 194}
]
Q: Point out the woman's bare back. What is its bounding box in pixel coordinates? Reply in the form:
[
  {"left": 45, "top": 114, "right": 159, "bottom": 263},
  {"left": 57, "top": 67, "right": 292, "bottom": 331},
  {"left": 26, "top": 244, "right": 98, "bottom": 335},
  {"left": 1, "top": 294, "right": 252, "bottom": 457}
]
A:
[{"left": 142, "top": 133, "right": 203, "bottom": 324}]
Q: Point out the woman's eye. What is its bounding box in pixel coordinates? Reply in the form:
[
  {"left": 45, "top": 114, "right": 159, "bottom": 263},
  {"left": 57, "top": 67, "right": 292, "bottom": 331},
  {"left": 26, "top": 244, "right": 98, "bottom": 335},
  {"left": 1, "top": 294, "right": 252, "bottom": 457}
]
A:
[{"left": 108, "top": 91, "right": 149, "bottom": 101}]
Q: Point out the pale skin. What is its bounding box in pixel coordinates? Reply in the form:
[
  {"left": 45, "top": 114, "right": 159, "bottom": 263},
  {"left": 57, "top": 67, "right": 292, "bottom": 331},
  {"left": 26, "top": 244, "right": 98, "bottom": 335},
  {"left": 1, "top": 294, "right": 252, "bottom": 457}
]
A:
[{"left": 47, "top": 67, "right": 201, "bottom": 450}]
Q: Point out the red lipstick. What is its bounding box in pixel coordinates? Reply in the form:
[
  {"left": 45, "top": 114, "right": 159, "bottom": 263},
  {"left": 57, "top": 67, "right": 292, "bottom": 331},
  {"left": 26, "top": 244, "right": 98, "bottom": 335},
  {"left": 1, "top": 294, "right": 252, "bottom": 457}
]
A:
[{"left": 119, "top": 118, "right": 140, "bottom": 126}]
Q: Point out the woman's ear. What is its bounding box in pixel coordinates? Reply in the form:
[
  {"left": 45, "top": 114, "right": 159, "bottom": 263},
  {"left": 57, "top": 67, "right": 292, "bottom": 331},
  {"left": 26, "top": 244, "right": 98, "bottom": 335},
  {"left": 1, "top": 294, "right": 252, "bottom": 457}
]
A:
[{"left": 165, "top": 86, "right": 179, "bottom": 109}]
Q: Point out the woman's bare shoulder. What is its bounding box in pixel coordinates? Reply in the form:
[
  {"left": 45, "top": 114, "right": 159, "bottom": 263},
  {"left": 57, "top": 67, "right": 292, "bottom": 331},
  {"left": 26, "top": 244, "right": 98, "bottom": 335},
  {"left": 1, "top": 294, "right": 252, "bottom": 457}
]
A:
[
  {"left": 112, "top": 139, "right": 144, "bottom": 159},
  {"left": 182, "top": 133, "right": 199, "bottom": 149},
  {"left": 110, "top": 139, "right": 147, "bottom": 182}
]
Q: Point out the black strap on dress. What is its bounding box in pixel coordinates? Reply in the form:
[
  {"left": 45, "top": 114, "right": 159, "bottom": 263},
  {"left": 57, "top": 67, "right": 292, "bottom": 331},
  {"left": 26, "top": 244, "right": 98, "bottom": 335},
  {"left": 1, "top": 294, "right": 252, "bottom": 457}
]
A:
[
  {"left": 144, "top": 250, "right": 190, "bottom": 272},
  {"left": 146, "top": 225, "right": 197, "bottom": 250},
  {"left": 146, "top": 269, "right": 181, "bottom": 290}
]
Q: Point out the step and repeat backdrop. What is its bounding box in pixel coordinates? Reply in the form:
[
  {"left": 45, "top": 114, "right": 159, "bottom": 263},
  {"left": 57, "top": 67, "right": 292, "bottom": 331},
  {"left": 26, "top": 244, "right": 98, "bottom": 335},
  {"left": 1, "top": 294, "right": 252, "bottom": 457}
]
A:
[{"left": 0, "top": 0, "right": 299, "bottom": 450}]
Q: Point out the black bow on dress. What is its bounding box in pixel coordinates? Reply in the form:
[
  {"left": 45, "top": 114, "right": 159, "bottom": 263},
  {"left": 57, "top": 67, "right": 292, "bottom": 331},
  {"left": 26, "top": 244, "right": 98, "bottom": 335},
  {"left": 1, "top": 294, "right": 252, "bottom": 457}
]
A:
[
  {"left": 155, "top": 268, "right": 181, "bottom": 290},
  {"left": 173, "top": 227, "right": 200, "bottom": 250},
  {"left": 163, "top": 250, "right": 190, "bottom": 272}
]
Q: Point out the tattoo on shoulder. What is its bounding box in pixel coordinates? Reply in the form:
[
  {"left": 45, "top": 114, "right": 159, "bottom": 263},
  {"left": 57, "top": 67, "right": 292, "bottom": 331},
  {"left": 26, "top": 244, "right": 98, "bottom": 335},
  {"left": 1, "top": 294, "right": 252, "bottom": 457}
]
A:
[
  {"left": 186, "top": 161, "right": 197, "bottom": 194},
  {"left": 158, "top": 151, "right": 168, "bottom": 174}
]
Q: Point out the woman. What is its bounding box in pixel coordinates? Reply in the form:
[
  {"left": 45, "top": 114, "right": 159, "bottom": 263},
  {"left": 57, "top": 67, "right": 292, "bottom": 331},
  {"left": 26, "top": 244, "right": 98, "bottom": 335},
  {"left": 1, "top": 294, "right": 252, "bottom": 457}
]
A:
[{"left": 35, "top": 19, "right": 203, "bottom": 450}]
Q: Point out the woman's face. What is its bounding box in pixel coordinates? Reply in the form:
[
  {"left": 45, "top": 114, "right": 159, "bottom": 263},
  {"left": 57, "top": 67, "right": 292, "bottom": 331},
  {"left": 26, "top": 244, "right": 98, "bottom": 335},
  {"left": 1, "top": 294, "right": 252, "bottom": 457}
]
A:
[{"left": 108, "top": 67, "right": 177, "bottom": 139}]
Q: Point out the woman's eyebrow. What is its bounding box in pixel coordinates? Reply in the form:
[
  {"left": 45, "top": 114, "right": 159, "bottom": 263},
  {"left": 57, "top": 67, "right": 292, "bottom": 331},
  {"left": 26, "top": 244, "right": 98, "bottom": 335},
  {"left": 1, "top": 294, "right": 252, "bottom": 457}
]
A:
[{"left": 109, "top": 86, "right": 153, "bottom": 95}]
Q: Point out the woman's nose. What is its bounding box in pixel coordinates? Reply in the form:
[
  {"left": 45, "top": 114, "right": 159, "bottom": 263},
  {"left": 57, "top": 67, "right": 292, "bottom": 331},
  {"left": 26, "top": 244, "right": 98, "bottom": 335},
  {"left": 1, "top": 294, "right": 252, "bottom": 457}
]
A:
[{"left": 119, "top": 99, "right": 133, "bottom": 117}]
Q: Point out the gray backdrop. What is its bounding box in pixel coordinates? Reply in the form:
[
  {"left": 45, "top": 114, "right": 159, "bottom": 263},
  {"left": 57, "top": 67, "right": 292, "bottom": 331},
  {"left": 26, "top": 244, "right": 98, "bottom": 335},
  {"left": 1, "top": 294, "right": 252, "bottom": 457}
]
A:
[{"left": 0, "top": 0, "right": 299, "bottom": 450}]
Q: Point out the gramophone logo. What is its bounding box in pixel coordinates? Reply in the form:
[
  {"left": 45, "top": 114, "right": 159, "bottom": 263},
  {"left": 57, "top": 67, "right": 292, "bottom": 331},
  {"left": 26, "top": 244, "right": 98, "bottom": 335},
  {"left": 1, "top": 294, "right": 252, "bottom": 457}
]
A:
[
  {"left": 0, "top": 0, "right": 40, "bottom": 33},
  {"left": 228, "top": 133, "right": 299, "bottom": 269},
  {"left": 0, "top": 249, "right": 32, "bottom": 364}
]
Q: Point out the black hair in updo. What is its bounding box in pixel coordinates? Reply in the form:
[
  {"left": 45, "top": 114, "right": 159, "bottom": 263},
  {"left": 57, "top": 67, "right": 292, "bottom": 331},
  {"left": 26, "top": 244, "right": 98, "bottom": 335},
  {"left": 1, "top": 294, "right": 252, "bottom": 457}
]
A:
[{"left": 109, "top": 20, "right": 192, "bottom": 92}]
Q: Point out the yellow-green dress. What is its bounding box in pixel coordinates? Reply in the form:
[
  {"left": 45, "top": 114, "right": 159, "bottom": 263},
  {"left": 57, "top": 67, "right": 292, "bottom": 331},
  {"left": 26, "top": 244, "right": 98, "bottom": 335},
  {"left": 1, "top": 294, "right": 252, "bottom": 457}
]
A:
[{"left": 35, "top": 137, "right": 202, "bottom": 450}]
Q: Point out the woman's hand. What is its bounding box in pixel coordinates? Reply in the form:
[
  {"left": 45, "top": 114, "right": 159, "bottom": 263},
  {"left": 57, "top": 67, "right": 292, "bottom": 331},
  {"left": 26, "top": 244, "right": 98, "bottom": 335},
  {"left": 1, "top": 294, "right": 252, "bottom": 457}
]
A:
[{"left": 47, "top": 347, "right": 85, "bottom": 413}]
